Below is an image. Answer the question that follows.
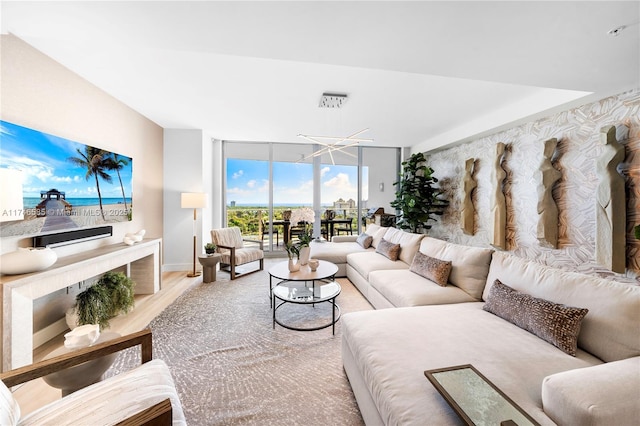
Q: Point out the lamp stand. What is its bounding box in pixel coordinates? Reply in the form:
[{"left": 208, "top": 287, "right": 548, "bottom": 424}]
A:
[{"left": 187, "top": 208, "right": 201, "bottom": 277}]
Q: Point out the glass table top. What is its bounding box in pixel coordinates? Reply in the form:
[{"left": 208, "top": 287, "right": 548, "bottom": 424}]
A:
[{"left": 272, "top": 281, "right": 341, "bottom": 303}]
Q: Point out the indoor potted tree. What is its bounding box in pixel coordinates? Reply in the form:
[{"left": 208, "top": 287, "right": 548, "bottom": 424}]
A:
[
  {"left": 391, "top": 152, "right": 449, "bottom": 233},
  {"left": 66, "top": 271, "right": 136, "bottom": 330}
]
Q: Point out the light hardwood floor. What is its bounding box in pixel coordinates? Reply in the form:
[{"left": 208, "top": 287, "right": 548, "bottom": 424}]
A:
[{"left": 14, "top": 271, "right": 203, "bottom": 416}]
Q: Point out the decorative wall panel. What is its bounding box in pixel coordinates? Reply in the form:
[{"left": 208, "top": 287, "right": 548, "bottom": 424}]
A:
[{"left": 427, "top": 89, "right": 640, "bottom": 281}]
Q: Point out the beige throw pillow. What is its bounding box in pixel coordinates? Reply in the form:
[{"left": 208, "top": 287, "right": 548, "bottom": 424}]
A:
[
  {"left": 483, "top": 279, "right": 589, "bottom": 356},
  {"left": 356, "top": 233, "right": 373, "bottom": 249},
  {"left": 375, "top": 238, "right": 401, "bottom": 261},
  {"left": 409, "top": 252, "right": 452, "bottom": 286}
]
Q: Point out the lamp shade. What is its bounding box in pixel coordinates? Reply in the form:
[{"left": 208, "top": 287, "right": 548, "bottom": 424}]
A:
[
  {"left": 0, "top": 169, "right": 24, "bottom": 222},
  {"left": 181, "top": 192, "right": 207, "bottom": 209}
]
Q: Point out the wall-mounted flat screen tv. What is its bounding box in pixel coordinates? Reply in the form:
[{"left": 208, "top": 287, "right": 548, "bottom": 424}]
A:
[{"left": 0, "top": 120, "right": 133, "bottom": 238}]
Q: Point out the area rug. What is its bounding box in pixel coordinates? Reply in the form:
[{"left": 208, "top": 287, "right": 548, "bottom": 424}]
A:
[{"left": 107, "top": 260, "right": 373, "bottom": 425}]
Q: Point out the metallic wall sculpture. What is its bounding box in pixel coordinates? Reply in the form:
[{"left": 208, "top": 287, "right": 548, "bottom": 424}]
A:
[
  {"left": 537, "top": 138, "right": 562, "bottom": 248},
  {"left": 595, "top": 125, "right": 627, "bottom": 273},
  {"left": 491, "top": 143, "right": 507, "bottom": 250},
  {"left": 461, "top": 158, "right": 477, "bottom": 235},
  {"left": 425, "top": 89, "right": 639, "bottom": 280}
]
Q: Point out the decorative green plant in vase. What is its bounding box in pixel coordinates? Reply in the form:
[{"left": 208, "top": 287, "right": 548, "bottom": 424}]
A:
[
  {"left": 72, "top": 271, "right": 136, "bottom": 330},
  {"left": 391, "top": 152, "right": 449, "bottom": 233},
  {"left": 204, "top": 242, "right": 217, "bottom": 255}
]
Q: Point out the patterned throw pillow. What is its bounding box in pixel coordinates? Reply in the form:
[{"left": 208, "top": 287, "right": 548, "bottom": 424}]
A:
[
  {"left": 483, "top": 279, "right": 589, "bottom": 356},
  {"left": 356, "top": 233, "right": 373, "bottom": 249},
  {"left": 375, "top": 238, "right": 401, "bottom": 261},
  {"left": 409, "top": 252, "right": 452, "bottom": 286}
]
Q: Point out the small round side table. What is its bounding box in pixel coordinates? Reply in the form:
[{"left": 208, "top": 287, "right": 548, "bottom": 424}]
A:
[{"left": 198, "top": 254, "right": 221, "bottom": 283}]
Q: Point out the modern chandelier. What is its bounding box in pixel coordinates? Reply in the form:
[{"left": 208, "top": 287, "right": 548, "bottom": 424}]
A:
[
  {"left": 297, "top": 93, "right": 373, "bottom": 164},
  {"left": 297, "top": 128, "right": 373, "bottom": 165}
]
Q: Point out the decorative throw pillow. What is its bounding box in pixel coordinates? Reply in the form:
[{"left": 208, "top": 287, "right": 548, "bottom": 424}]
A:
[
  {"left": 356, "top": 233, "right": 373, "bottom": 249},
  {"left": 375, "top": 238, "right": 401, "bottom": 261},
  {"left": 409, "top": 252, "right": 452, "bottom": 286},
  {"left": 483, "top": 279, "right": 589, "bottom": 356}
]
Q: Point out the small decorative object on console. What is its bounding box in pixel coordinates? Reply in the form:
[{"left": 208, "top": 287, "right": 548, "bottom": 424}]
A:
[
  {"left": 64, "top": 324, "right": 100, "bottom": 349},
  {"left": 123, "top": 229, "right": 145, "bottom": 246}
]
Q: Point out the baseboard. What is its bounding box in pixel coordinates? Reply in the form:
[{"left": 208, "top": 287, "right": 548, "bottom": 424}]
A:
[
  {"left": 163, "top": 263, "right": 194, "bottom": 272},
  {"left": 33, "top": 317, "right": 68, "bottom": 349}
]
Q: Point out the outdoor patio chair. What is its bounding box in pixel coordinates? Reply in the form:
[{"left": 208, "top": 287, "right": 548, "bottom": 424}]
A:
[
  {"left": 211, "top": 226, "right": 264, "bottom": 280},
  {"left": 334, "top": 217, "right": 354, "bottom": 235},
  {"left": 260, "top": 219, "right": 279, "bottom": 247}
]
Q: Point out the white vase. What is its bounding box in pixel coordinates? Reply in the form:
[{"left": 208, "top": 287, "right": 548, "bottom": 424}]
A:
[
  {"left": 298, "top": 246, "right": 310, "bottom": 265},
  {"left": 0, "top": 247, "right": 57, "bottom": 275},
  {"left": 288, "top": 258, "right": 300, "bottom": 272}
]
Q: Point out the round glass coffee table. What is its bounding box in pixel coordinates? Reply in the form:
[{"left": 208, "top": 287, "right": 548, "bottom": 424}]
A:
[{"left": 269, "top": 260, "right": 341, "bottom": 334}]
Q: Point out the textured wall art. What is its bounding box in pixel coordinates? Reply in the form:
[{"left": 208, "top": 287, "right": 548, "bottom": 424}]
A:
[
  {"left": 461, "top": 158, "right": 477, "bottom": 235},
  {"left": 537, "top": 138, "right": 561, "bottom": 248},
  {"left": 490, "top": 143, "right": 507, "bottom": 250},
  {"left": 595, "top": 125, "right": 627, "bottom": 273},
  {"left": 426, "top": 89, "right": 640, "bottom": 281}
]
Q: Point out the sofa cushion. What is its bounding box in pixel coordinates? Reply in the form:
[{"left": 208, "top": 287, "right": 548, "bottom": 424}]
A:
[
  {"left": 542, "top": 357, "right": 640, "bottom": 426},
  {"left": 347, "top": 251, "right": 410, "bottom": 281},
  {"left": 409, "top": 252, "right": 452, "bottom": 286},
  {"left": 382, "top": 227, "right": 425, "bottom": 264},
  {"left": 484, "top": 251, "right": 640, "bottom": 362},
  {"left": 19, "top": 359, "right": 186, "bottom": 426},
  {"left": 376, "top": 238, "right": 400, "bottom": 261},
  {"left": 0, "top": 379, "right": 19, "bottom": 426},
  {"left": 342, "top": 304, "right": 602, "bottom": 426},
  {"left": 356, "top": 233, "right": 373, "bottom": 249},
  {"left": 419, "top": 237, "right": 493, "bottom": 300},
  {"left": 484, "top": 279, "right": 588, "bottom": 356},
  {"left": 364, "top": 224, "right": 389, "bottom": 249},
  {"left": 369, "top": 269, "right": 476, "bottom": 307}
]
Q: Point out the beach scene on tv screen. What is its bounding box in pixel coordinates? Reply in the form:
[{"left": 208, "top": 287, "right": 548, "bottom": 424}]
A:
[{"left": 0, "top": 120, "right": 133, "bottom": 237}]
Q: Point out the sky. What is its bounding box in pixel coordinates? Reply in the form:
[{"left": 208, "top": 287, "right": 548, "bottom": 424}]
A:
[
  {"left": 0, "top": 120, "right": 132, "bottom": 199},
  {"left": 227, "top": 158, "right": 368, "bottom": 206}
]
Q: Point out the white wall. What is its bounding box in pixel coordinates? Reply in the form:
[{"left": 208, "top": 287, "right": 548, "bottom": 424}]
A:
[
  {"left": 0, "top": 34, "right": 164, "bottom": 356},
  {"left": 0, "top": 35, "right": 164, "bottom": 254},
  {"left": 163, "top": 129, "right": 214, "bottom": 271},
  {"left": 426, "top": 89, "right": 640, "bottom": 279}
]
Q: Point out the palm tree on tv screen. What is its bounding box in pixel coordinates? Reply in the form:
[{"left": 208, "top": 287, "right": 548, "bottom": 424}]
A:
[
  {"left": 106, "top": 153, "right": 129, "bottom": 211},
  {"left": 68, "top": 146, "right": 112, "bottom": 221}
]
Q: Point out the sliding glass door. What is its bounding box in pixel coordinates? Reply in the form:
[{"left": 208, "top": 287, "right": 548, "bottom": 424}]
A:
[{"left": 224, "top": 142, "right": 399, "bottom": 252}]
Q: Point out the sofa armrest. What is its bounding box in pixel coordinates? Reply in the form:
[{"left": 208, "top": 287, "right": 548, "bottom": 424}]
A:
[
  {"left": 331, "top": 235, "right": 358, "bottom": 243},
  {"left": 0, "top": 328, "right": 152, "bottom": 387},
  {"left": 542, "top": 357, "right": 640, "bottom": 426}
]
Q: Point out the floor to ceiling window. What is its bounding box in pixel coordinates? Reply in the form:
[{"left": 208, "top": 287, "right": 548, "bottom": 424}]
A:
[{"left": 223, "top": 141, "right": 399, "bottom": 252}]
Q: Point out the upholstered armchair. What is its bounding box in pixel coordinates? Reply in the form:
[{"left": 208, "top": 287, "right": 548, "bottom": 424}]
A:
[
  {"left": 210, "top": 226, "right": 264, "bottom": 280},
  {"left": 0, "top": 329, "right": 185, "bottom": 425}
]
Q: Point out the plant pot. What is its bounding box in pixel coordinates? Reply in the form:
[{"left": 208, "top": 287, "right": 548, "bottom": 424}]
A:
[
  {"left": 298, "top": 246, "right": 310, "bottom": 265},
  {"left": 65, "top": 306, "right": 79, "bottom": 330}
]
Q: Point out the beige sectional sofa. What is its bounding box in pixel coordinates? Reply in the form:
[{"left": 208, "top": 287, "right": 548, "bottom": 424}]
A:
[{"left": 315, "top": 225, "right": 640, "bottom": 425}]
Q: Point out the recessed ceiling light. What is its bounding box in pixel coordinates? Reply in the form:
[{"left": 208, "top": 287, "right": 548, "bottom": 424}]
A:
[{"left": 607, "top": 25, "right": 626, "bottom": 37}]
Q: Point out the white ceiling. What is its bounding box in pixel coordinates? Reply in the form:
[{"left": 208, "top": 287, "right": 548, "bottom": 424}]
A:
[{"left": 2, "top": 1, "right": 639, "bottom": 152}]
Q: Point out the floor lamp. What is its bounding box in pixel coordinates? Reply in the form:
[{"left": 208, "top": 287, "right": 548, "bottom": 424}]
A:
[{"left": 181, "top": 192, "right": 207, "bottom": 277}]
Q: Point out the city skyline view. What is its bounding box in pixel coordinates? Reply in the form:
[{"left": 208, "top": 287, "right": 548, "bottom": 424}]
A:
[{"left": 226, "top": 158, "right": 368, "bottom": 206}]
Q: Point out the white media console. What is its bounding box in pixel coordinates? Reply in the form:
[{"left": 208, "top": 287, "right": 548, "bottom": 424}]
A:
[{"left": 1, "top": 238, "right": 161, "bottom": 371}]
